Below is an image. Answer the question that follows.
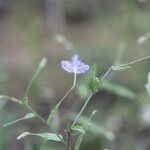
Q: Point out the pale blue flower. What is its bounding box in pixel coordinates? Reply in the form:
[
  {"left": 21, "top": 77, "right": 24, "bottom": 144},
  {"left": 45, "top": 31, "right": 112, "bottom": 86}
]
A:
[{"left": 61, "top": 55, "right": 89, "bottom": 74}]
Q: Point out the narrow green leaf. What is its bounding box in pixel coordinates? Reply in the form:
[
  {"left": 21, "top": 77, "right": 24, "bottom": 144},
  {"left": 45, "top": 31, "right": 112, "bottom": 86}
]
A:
[
  {"left": 81, "top": 110, "right": 98, "bottom": 129},
  {"left": 71, "top": 114, "right": 115, "bottom": 141},
  {"left": 88, "top": 110, "right": 98, "bottom": 122},
  {"left": 112, "top": 65, "right": 132, "bottom": 71},
  {"left": 102, "top": 81, "right": 137, "bottom": 99},
  {"left": 47, "top": 102, "right": 61, "bottom": 125},
  {"left": 17, "top": 132, "right": 30, "bottom": 140},
  {"left": 90, "top": 77, "right": 100, "bottom": 92},
  {"left": 35, "top": 133, "right": 63, "bottom": 141},
  {"left": 3, "top": 113, "right": 36, "bottom": 127},
  {"left": 74, "top": 134, "right": 84, "bottom": 150},
  {"left": 71, "top": 125, "right": 85, "bottom": 134},
  {"left": 89, "top": 64, "right": 100, "bottom": 92},
  {"left": 24, "top": 113, "right": 36, "bottom": 119},
  {"left": 25, "top": 57, "right": 47, "bottom": 97},
  {"left": 77, "top": 65, "right": 97, "bottom": 98},
  {"left": 90, "top": 64, "right": 97, "bottom": 77},
  {"left": 0, "top": 95, "right": 23, "bottom": 105},
  {"left": 3, "top": 118, "right": 24, "bottom": 127},
  {"left": 17, "top": 132, "right": 63, "bottom": 142}
]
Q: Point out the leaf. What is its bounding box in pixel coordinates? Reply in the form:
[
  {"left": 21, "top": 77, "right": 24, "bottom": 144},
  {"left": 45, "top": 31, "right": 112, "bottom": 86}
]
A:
[
  {"left": 90, "top": 77, "right": 100, "bottom": 92},
  {"left": 17, "top": 132, "right": 30, "bottom": 140},
  {"left": 47, "top": 102, "right": 61, "bottom": 125},
  {"left": 112, "top": 65, "right": 132, "bottom": 71},
  {"left": 24, "top": 113, "right": 36, "bottom": 119},
  {"left": 17, "top": 132, "right": 63, "bottom": 142},
  {"left": 35, "top": 133, "right": 63, "bottom": 141},
  {"left": 102, "top": 81, "right": 137, "bottom": 99},
  {"left": 74, "top": 134, "right": 84, "bottom": 150},
  {"left": 0, "top": 95, "right": 23, "bottom": 105},
  {"left": 3, "top": 113, "right": 36, "bottom": 127},
  {"left": 72, "top": 114, "right": 115, "bottom": 141},
  {"left": 89, "top": 64, "right": 100, "bottom": 92},
  {"left": 84, "top": 110, "right": 98, "bottom": 127},
  {"left": 87, "top": 123, "right": 115, "bottom": 141},
  {"left": 88, "top": 110, "right": 98, "bottom": 122},
  {"left": 76, "top": 65, "right": 97, "bottom": 98},
  {"left": 71, "top": 125, "right": 85, "bottom": 134},
  {"left": 90, "top": 64, "right": 97, "bottom": 77}
]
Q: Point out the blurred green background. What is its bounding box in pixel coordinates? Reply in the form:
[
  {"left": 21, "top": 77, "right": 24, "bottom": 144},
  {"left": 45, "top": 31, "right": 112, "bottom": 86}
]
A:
[{"left": 0, "top": 0, "right": 150, "bottom": 150}]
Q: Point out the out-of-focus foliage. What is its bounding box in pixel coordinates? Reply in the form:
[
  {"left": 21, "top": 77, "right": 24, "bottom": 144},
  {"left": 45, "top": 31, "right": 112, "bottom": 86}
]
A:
[{"left": 0, "top": 0, "right": 150, "bottom": 150}]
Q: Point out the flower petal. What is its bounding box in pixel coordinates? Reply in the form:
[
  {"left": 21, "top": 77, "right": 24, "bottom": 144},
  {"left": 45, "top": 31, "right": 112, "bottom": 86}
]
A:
[
  {"left": 61, "top": 55, "right": 89, "bottom": 74},
  {"left": 71, "top": 55, "right": 81, "bottom": 65},
  {"left": 77, "top": 63, "right": 89, "bottom": 74},
  {"left": 61, "top": 61, "right": 74, "bottom": 73}
]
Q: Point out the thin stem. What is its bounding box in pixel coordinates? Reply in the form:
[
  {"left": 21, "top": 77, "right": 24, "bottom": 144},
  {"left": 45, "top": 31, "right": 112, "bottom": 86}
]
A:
[
  {"left": 66, "top": 130, "right": 71, "bottom": 150},
  {"left": 71, "top": 92, "right": 93, "bottom": 127},
  {"left": 99, "top": 55, "right": 150, "bottom": 84},
  {"left": 3, "top": 118, "right": 25, "bottom": 127},
  {"left": 25, "top": 104, "right": 66, "bottom": 144},
  {"left": 55, "top": 73, "right": 77, "bottom": 150},
  {"left": 73, "top": 73, "right": 77, "bottom": 87},
  {"left": 100, "top": 66, "right": 113, "bottom": 84},
  {"left": 66, "top": 121, "right": 73, "bottom": 150},
  {"left": 122, "top": 55, "right": 150, "bottom": 66},
  {"left": 56, "top": 73, "right": 77, "bottom": 107},
  {"left": 58, "top": 86, "right": 75, "bottom": 107},
  {"left": 25, "top": 58, "right": 47, "bottom": 98},
  {"left": 0, "top": 95, "right": 23, "bottom": 105},
  {"left": 25, "top": 67, "right": 41, "bottom": 98}
]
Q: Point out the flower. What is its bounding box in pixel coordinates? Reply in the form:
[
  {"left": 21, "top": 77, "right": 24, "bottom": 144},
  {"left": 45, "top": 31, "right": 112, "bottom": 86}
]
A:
[{"left": 61, "top": 55, "right": 89, "bottom": 74}]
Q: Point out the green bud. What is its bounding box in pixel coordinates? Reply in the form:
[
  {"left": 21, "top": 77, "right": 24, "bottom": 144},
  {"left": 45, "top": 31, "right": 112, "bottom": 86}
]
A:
[
  {"left": 89, "top": 77, "right": 100, "bottom": 92},
  {"left": 39, "top": 58, "right": 47, "bottom": 69}
]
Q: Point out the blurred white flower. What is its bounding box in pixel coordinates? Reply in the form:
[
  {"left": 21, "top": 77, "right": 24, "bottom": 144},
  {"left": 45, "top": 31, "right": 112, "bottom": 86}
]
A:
[
  {"left": 137, "top": 36, "right": 147, "bottom": 44},
  {"left": 54, "top": 34, "right": 74, "bottom": 50},
  {"left": 137, "top": 32, "right": 150, "bottom": 45}
]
